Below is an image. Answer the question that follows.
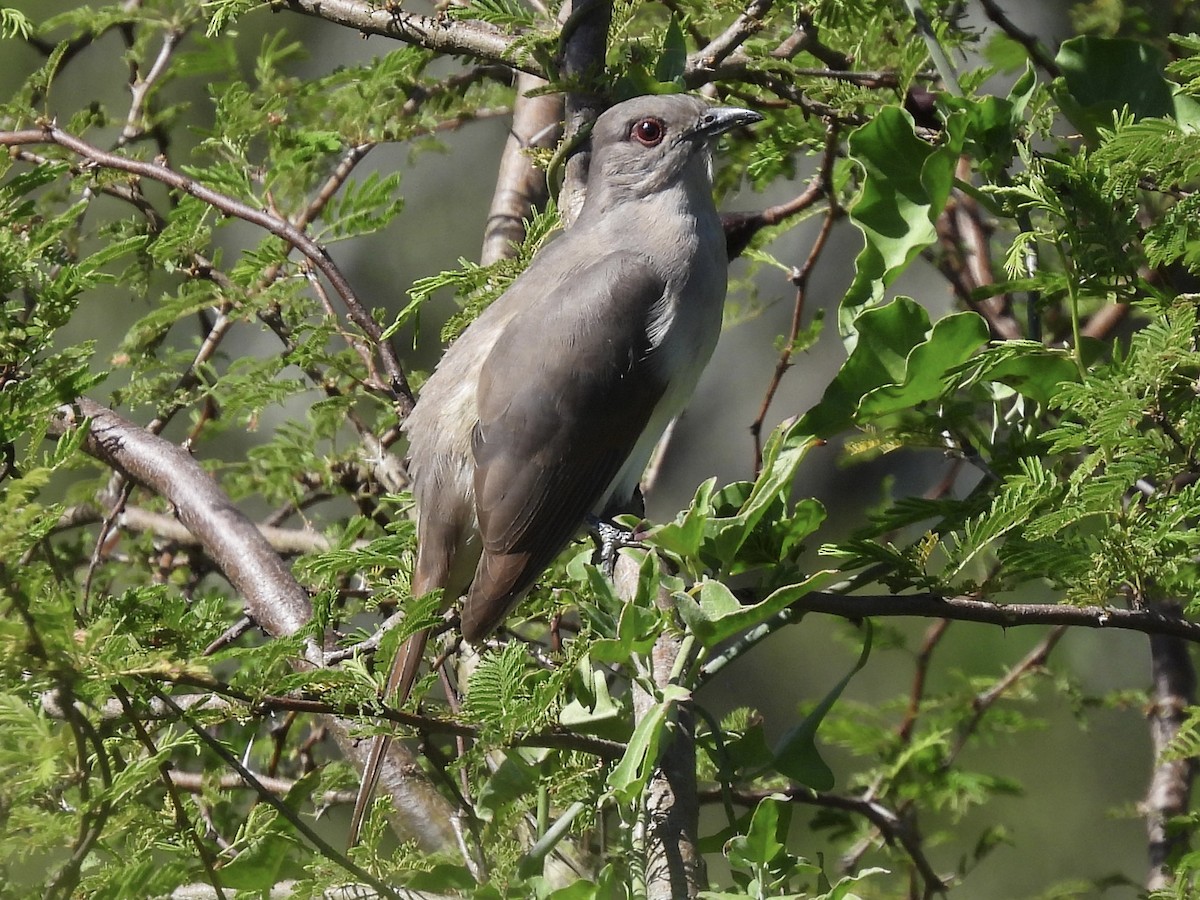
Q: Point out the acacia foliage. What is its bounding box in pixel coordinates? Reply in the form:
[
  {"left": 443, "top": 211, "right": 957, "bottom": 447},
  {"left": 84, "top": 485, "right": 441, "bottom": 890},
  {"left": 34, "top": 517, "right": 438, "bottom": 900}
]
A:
[{"left": 3, "top": 1, "right": 1200, "bottom": 898}]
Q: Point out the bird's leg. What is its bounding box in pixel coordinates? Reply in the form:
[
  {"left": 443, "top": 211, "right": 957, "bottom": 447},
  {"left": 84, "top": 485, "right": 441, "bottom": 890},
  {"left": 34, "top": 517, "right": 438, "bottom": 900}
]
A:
[{"left": 588, "top": 488, "right": 648, "bottom": 579}]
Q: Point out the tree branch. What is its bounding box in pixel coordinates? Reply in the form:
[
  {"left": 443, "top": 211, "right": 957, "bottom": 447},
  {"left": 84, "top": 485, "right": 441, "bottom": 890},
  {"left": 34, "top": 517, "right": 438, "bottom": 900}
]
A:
[
  {"left": 793, "top": 590, "right": 1200, "bottom": 643},
  {"left": 0, "top": 125, "right": 414, "bottom": 412},
  {"left": 47, "top": 399, "right": 462, "bottom": 854},
  {"left": 280, "top": 0, "right": 541, "bottom": 75},
  {"left": 479, "top": 72, "right": 561, "bottom": 265},
  {"left": 617, "top": 554, "right": 706, "bottom": 899},
  {"left": 1145, "top": 603, "right": 1196, "bottom": 892}
]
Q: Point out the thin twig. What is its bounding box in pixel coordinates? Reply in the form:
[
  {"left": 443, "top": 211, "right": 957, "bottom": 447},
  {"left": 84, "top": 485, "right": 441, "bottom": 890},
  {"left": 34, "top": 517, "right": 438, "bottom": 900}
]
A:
[
  {"left": 977, "top": 0, "right": 1060, "bottom": 77},
  {"left": 118, "top": 27, "right": 185, "bottom": 147},
  {"left": 0, "top": 126, "right": 415, "bottom": 411},
  {"left": 148, "top": 686, "right": 404, "bottom": 900},
  {"left": 790, "top": 590, "right": 1200, "bottom": 643},
  {"left": 943, "top": 624, "right": 1066, "bottom": 767},
  {"left": 749, "top": 124, "right": 841, "bottom": 468},
  {"left": 113, "top": 685, "right": 228, "bottom": 899}
]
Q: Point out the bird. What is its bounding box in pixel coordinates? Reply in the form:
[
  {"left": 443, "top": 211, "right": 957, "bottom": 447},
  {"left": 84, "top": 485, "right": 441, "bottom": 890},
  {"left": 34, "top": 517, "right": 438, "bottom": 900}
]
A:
[{"left": 349, "top": 93, "right": 762, "bottom": 843}]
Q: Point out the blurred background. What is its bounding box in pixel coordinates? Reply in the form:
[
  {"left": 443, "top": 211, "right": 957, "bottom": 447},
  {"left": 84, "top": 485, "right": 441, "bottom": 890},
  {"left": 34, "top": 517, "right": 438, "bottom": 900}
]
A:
[{"left": 2, "top": 2, "right": 1161, "bottom": 895}]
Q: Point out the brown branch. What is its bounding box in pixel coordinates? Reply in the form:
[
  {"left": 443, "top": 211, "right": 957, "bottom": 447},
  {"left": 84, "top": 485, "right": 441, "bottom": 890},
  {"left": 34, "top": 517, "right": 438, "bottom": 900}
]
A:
[
  {"left": 748, "top": 124, "right": 841, "bottom": 468},
  {"left": 769, "top": 7, "right": 852, "bottom": 69},
  {"left": 792, "top": 590, "right": 1200, "bottom": 643},
  {"left": 46, "top": 399, "right": 461, "bottom": 854},
  {"left": 944, "top": 624, "right": 1066, "bottom": 768},
  {"left": 940, "top": 158, "right": 1023, "bottom": 340},
  {"left": 689, "top": 0, "right": 774, "bottom": 76},
  {"left": 721, "top": 152, "right": 834, "bottom": 261},
  {"left": 898, "top": 619, "right": 951, "bottom": 743},
  {"left": 0, "top": 125, "right": 414, "bottom": 412},
  {"left": 977, "top": 0, "right": 1060, "bottom": 78}
]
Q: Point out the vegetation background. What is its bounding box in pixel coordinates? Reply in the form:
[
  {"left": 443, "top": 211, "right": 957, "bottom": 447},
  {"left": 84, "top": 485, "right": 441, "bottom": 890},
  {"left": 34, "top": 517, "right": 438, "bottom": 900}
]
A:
[{"left": 2, "top": 0, "right": 1200, "bottom": 898}]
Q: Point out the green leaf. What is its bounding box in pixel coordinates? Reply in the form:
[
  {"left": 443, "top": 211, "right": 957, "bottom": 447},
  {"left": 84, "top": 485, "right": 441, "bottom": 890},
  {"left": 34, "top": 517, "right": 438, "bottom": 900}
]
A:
[
  {"left": 726, "top": 795, "right": 791, "bottom": 870},
  {"left": 675, "top": 570, "right": 833, "bottom": 648},
  {"left": 771, "top": 622, "right": 873, "bottom": 790},
  {"left": 605, "top": 684, "right": 690, "bottom": 805},
  {"left": 1056, "top": 36, "right": 1174, "bottom": 137},
  {"left": 798, "top": 297, "right": 934, "bottom": 438},
  {"left": 842, "top": 108, "right": 963, "bottom": 331},
  {"left": 654, "top": 17, "right": 687, "bottom": 85},
  {"left": 855, "top": 311, "right": 989, "bottom": 420}
]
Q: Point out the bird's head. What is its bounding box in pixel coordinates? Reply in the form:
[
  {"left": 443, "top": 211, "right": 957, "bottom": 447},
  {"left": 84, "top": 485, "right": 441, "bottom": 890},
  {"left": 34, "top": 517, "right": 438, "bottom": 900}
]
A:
[{"left": 583, "top": 94, "right": 763, "bottom": 208}]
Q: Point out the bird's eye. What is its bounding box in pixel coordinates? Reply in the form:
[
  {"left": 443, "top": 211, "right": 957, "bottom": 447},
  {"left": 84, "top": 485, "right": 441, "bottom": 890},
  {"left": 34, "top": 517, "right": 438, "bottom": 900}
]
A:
[{"left": 630, "top": 117, "right": 665, "bottom": 147}]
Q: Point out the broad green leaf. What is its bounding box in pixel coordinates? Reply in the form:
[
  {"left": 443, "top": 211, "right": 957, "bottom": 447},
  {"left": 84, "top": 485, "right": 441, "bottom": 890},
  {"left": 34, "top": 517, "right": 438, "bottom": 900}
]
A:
[
  {"left": 559, "top": 667, "right": 622, "bottom": 734},
  {"left": 771, "top": 622, "right": 873, "bottom": 790},
  {"left": 726, "top": 795, "right": 791, "bottom": 870},
  {"left": 855, "top": 311, "right": 989, "bottom": 420},
  {"left": 1057, "top": 36, "right": 1173, "bottom": 135},
  {"left": 842, "top": 108, "right": 964, "bottom": 332},
  {"left": 676, "top": 570, "right": 834, "bottom": 648},
  {"left": 798, "top": 297, "right": 933, "bottom": 438}
]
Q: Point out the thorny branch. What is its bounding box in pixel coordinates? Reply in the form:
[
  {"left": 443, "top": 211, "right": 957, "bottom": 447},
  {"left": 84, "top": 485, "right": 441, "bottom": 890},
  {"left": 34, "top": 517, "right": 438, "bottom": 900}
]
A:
[{"left": 793, "top": 590, "right": 1200, "bottom": 643}]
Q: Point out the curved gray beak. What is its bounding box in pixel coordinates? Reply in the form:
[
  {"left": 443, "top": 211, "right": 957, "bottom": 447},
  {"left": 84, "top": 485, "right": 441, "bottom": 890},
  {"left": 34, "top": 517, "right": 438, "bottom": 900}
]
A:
[{"left": 689, "top": 106, "right": 764, "bottom": 139}]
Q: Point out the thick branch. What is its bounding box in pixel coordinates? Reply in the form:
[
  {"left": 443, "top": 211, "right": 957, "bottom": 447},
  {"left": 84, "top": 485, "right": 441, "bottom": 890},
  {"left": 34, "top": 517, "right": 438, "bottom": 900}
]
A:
[
  {"left": 556, "top": 0, "right": 613, "bottom": 225},
  {"left": 616, "top": 554, "right": 706, "bottom": 899},
  {"left": 480, "top": 72, "right": 561, "bottom": 265},
  {"left": 1145, "top": 603, "right": 1196, "bottom": 892},
  {"left": 280, "top": 0, "right": 541, "bottom": 75},
  {"left": 48, "top": 399, "right": 460, "bottom": 854},
  {"left": 689, "top": 0, "right": 773, "bottom": 76}
]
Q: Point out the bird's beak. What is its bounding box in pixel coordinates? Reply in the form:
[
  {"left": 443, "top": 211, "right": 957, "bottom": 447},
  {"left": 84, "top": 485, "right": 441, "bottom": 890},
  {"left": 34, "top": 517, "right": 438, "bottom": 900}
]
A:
[{"left": 688, "top": 105, "right": 764, "bottom": 139}]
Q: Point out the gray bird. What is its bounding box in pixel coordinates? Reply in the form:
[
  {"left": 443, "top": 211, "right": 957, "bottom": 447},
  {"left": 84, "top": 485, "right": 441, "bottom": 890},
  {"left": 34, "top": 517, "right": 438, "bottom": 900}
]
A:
[{"left": 350, "top": 94, "right": 761, "bottom": 842}]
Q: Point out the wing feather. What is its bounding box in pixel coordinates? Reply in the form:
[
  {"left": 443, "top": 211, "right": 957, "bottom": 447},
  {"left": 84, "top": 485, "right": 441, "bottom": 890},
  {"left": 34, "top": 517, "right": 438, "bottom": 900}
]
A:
[{"left": 460, "top": 253, "right": 669, "bottom": 639}]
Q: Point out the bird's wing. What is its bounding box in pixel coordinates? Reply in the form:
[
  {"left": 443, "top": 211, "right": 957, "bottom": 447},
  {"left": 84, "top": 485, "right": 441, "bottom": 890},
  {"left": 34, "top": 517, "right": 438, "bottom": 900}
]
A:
[{"left": 461, "top": 252, "right": 670, "bottom": 639}]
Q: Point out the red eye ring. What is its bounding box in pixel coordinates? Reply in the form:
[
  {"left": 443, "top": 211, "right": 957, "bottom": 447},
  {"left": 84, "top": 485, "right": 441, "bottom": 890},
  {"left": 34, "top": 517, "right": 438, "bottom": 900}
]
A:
[{"left": 630, "top": 117, "right": 665, "bottom": 147}]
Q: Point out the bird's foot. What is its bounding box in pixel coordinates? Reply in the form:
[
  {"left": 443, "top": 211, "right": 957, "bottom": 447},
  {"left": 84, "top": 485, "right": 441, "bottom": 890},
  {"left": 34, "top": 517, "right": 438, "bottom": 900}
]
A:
[{"left": 587, "top": 515, "right": 646, "bottom": 579}]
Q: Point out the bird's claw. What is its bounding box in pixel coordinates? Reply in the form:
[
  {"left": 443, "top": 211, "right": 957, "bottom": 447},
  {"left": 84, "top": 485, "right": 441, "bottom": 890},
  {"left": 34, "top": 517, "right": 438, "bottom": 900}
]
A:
[{"left": 587, "top": 516, "right": 646, "bottom": 579}]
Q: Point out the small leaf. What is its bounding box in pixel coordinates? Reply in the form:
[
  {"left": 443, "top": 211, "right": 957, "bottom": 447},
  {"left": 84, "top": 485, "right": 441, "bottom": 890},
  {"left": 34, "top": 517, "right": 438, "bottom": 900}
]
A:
[
  {"left": 655, "top": 16, "right": 688, "bottom": 84},
  {"left": 606, "top": 684, "right": 689, "bottom": 804},
  {"left": 726, "top": 795, "right": 790, "bottom": 870}
]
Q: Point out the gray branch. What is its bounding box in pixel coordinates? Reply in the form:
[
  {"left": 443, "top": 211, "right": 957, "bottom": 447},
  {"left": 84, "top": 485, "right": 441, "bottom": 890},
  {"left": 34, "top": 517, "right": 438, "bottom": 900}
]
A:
[
  {"left": 281, "top": 0, "right": 541, "bottom": 74},
  {"left": 1145, "top": 603, "right": 1196, "bottom": 892},
  {"left": 49, "top": 399, "right": 461, "bottom": 855},
  {"left": 616, "top": 554, "right": 706, "bottom": 898},
  {"left": 479, "top": 72, "right": 561, "bottom": 265}
]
